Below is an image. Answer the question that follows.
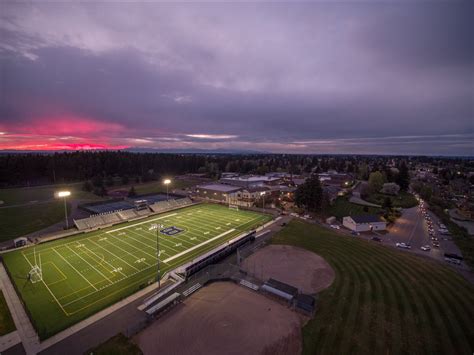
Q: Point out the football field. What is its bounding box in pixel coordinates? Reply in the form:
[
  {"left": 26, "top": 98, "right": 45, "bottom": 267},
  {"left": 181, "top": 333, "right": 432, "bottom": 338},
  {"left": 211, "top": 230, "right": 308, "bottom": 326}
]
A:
[{"left": 2, "top": 203, "right": 272, "bottom": 339}]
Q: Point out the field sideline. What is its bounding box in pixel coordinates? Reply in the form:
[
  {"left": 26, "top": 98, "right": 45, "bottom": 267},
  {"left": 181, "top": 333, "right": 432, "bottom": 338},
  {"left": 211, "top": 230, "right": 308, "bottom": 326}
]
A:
[{"left": 2, "top": 203, "right": 272, "bottom": 339}]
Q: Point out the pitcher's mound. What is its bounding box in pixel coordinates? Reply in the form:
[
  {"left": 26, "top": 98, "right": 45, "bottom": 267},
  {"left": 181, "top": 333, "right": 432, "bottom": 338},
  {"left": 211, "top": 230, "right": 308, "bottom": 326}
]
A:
[{"left": 242, "top": 244, "right": 335, "bottom": 293}]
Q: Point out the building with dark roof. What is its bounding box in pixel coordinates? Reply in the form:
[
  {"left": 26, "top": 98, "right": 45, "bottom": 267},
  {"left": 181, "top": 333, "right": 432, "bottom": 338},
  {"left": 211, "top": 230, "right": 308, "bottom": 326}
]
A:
[
  {"left": 195, "top": 183, "right": 242, "bottom": 202},
  {"left": 261, "top": 278, "right": 298, "bottom": 301}
]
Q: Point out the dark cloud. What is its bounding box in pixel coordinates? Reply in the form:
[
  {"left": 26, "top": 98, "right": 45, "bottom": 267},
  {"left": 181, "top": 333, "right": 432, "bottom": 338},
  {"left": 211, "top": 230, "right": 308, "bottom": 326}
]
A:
[{"left": 0, "top": 2, "right": 472, "bottom": 155}]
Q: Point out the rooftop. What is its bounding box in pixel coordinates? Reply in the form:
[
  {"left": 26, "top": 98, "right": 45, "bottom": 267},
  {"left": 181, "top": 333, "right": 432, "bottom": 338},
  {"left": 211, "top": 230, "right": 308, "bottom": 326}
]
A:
[
  {"left": 196, "top": 183, "right": 242, "bottom": 192},
  {"left": 350, "top": 215, "right": 383, "bottom": 224}
]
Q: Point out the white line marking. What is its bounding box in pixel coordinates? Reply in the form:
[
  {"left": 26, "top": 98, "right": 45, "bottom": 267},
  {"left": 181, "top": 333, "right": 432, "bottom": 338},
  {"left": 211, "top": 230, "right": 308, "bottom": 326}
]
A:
[
  {"left": 52, "top": 248, "right": 98, "bottom": 291},
  {"left": 106, "top": 213, "right": 177, "bottom": 233},
  {"left": 163, "top": 229, "right": 235, "bottom": 263}
]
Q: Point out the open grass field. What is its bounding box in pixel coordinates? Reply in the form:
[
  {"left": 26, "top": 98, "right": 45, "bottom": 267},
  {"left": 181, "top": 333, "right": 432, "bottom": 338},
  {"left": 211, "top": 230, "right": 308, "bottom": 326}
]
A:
[
  {"left": 366, "top": 191, "right": 418, "bottom": 209},
  {"left": 2, "top": 203, "right": 271, "bottom": 339},
  {"left": 329, "top": 197, "right": 380, "bottom": 220},
  {"left": 0, "top": 182, "right": 103, "bottom": 241},
  {"left": 0, "top": 201, "right": 71, "bottom": 242},
  {"left": 272, "top": 220, "right": 474, "bottom": 354},
  {"left": 0, "top": 183, "right": 101, "bottom": 207},
  {"left": 0, "top": 290, "right": 16, "bottom": 335}
]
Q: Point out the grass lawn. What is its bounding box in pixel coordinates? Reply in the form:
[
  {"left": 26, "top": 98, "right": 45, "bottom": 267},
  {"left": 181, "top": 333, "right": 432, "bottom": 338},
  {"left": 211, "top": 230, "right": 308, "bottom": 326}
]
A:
[
  {"left": 0, "top": 201, "right": 72, "bottom": 242},
  {"left": 132, "top": 179, "right": 199, "bottom": 195},
  {"left": 0, "top": 290, "right": 16, "bottom": 336},
  {"left": 365, "top": 191, "right": 418, "bottom": 209},
  {"left": 272, "top": 220, "right": 474, "bottom": 354},
  {"left": 86, "top": 333, "right": 142, "bottom": 355},
  {"left": 0, "top": 182, "right": 101, "bottom": 207},
  {"left": 328, "top": 197, "right": 381, "bottom": 220},
  {"left": 2, "top": 203, "right": 271, "bottom": 339}
]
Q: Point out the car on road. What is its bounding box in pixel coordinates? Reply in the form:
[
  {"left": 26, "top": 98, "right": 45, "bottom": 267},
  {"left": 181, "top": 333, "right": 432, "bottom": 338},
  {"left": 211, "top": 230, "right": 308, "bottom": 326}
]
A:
[
  {"left": 330, "top": 225, "right": 340, "bottom": 230},
  {"left": 280, "top": 222, "right": 287, "bottom": 227},
  {"left": 351, "top": 231, "right": 360, "bottom": 236},
  {"left": 421, "top": 245, "right": 431, "bottom": 251},
  {"left": 371, "top": 236, "right": 382, "bottom": 242},
  {"left": 431, "top": 236, "right": 438, "bottom": 241},
  {"left": 396, "top": 242, "right": 411, "bottom": 249},
  {"left": 432, "top": 241, "right": 440, "bottom": 248}
]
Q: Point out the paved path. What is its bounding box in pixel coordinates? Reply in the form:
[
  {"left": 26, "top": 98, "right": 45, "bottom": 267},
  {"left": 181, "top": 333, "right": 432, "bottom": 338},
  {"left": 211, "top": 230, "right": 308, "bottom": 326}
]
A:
[
  {"left": 0, "top": 330, "right": 21, "bottom": 352},
  {"left": 0, "top": 264, "right": 40, "bottom": 355}
]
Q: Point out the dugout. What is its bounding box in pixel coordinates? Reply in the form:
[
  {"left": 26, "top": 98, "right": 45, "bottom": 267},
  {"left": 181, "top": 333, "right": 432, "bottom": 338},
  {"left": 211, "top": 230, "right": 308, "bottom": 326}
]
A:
[
  {"left": 295, "top": 293, "right": 316, "bottom": 313},
  {"left": 261, "top": 278, "right": 298, "bottom": 302},
  {"left": 14, "top": 237, "right": 28, "bottom": 248}
]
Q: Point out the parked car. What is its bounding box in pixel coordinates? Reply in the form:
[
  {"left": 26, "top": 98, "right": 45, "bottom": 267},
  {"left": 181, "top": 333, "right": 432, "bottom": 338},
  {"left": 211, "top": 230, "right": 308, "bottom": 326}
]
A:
[
  {"left": 330, "top": 225, "right": 340, "bottom": 230},
  {"left": 396, "top": 242, "right": 411, "bottom": 249},
  {"left": 444, "top": 253, "right": 463, "bottom": 265},
  {"left": 420, "top": 245, "right": 431, "bottom": 251},
  {"left": 280, "top": 222, "right": 287, "bottom": 227},
  {"left": 371, "top": 236, "right": 382, "bottom": 242},
  {"left": 352, "top": 231, "right": 360, "bottom": 236}
]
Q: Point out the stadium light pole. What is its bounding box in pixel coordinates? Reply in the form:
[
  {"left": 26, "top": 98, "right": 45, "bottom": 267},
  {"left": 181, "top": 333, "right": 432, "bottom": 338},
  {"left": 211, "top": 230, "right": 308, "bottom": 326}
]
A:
[
  {"left": 163, "top": 179, "right": 171, "bottom": 201},
  {"left": 55, "top": 191, "right": 71, "bottom": 229},
  {"left": 151, "top": 223, "right": 161, "bottom": 288},
  {"left": 260, "top": 191, "right": 266, "bottom": 213}
]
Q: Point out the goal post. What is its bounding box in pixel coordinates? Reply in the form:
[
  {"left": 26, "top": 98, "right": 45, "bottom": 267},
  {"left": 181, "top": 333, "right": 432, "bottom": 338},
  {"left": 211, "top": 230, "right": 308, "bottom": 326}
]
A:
[
  {"left": 29, "top": 248, "right": 43, "bottom": 283},
  {"left": 229, "top": 204, "right": 239, "bottom": 211}
]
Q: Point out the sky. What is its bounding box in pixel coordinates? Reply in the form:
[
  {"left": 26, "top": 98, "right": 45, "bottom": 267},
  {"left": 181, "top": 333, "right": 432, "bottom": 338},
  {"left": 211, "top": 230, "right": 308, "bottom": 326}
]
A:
[{"left": 0, "top": 1, "right": 473, "bottom": 155}]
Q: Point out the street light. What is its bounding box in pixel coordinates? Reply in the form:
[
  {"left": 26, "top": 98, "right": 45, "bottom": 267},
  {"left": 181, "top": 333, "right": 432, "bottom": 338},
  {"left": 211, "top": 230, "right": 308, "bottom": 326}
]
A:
[
  {"left": 163, "top": 179, "right": 171, "bottom": 201},
  {"left": 55, "top": 190, "right": 71, "bottom": 229},
  {"left": 150, "top": 223, "right": 161, "bottom": 288}
]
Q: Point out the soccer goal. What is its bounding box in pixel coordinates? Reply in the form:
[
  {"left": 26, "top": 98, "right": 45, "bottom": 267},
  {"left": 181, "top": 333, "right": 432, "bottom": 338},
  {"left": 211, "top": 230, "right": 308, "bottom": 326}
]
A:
[
  {"left": 229, "top": 204, "right": 239, "bottom": 211},
  {"left": 28, "top": 248, "right": 42, "bottom": 283}
]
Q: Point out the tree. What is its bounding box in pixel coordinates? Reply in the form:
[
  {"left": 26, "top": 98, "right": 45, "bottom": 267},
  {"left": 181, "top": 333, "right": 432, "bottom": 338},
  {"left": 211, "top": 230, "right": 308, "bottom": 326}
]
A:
[
  {"left": 82, "top": 180, "right": 93, "bottom": 192},
  {"left": 294, "top": 174, "right": 323, "bottom": 213},
  {"left": 128, "top": 186, "right": 137, "bottom": 197},
  {"left": 368, "top": 171, "right": 384, "bottom": 194},
  {"left": 381, "top": 183, "right": 400, "bottom": 195},
  {"left": 397, "top": 162, "right": 410, "bottom": 191},
  {"left": 420, "top": 185, "right": 433, "bottom": 201},
  {"left": 382, "top": 196, "right": 393, "bottom": 211}
]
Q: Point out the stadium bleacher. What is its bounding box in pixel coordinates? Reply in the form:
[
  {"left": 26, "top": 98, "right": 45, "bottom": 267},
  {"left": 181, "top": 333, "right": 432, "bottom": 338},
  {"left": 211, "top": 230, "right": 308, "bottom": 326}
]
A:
[
  {"left": 117, "top": 209, "right": 138, "bottom": 220},
  {"left": 74, "top": 197, "right": 193, "bottom": 231}
]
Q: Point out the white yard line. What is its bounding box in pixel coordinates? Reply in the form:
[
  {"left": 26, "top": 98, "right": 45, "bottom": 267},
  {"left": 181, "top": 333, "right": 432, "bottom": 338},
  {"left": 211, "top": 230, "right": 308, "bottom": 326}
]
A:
[
  {"left": 66, "top": 245, "right": 114, "bottom": 284},
  {"left": 163, "top": 229, "right": 235, "bottom": 263},
  {"left": 52, "top": 248, "right": 98, "bottom": 291},
  {"left": 81, "top": 243, "right": 127, "bottom": 278},
  {"left": 89, "top": 239, "right": 140, "bottom": 272},
  {"left": 99, "top": 233, "right": 152, "bottom": 267},
  {"left": 105, "top": 213, "right": 177, "bottom": 233}
]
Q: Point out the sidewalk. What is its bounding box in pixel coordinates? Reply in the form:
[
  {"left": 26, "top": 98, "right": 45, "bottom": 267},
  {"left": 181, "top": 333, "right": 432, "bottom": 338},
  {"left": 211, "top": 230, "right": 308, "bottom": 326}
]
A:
[
  {"left": 0, "top": 330, "right": 21, "bottom": 352},
  {"left": 0, "top": 264, "right": 40, "bottom": 354}
]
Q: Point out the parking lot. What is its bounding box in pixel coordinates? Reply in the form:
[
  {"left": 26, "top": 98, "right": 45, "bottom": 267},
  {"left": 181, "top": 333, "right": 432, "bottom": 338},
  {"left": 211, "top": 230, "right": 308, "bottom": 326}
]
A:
[{"left": 381, "top": 198, "right": 464, "bottom": 266}]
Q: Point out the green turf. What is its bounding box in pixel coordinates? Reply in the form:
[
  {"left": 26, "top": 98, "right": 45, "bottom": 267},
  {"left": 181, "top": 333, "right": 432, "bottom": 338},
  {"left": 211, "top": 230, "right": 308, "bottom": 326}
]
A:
[
  {"left": 2, "top": 203, "right": 271, "bottom": 340},
  {"left": 366, "top": 191, "right": 418, "bottom": 209},
  {"left": 0, "top": 183, "right": 101, "bottom": 207},
  {"left": 328, "top": 197, "right": 381, "bottom": 220},
  {"left": 0, "top": 290, "right": 16, "bottom": 336},
  {"left": 132, "top": 179, "right": 199, "bottom": 195},
  {"left": 0, "top": 201, "right": 72, "bottom": 242},
  {"left": 272, "top": 220, "right": 474, "bottom": 354},
  {"left": 86, "top": 333, "right": 142, "bottom": 355}
]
